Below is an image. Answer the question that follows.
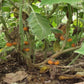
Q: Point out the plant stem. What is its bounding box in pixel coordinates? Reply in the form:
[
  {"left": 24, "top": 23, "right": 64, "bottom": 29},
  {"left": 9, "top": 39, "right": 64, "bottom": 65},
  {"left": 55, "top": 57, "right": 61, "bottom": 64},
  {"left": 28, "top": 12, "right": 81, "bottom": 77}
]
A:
[
  {"left": 18, "top": 50, "right": 33, "bottom": 67},
  {"left": 19, "top": 0, "right": 24, "bottom": 50},
  {"left": 68, "top": 54, "right": 81, "bottom": 66},
  {"left": 76, "top": 9, "right": 79, "bottom": 45},
  {"left": 60, "top": 23, "right": 70, "bottom": 51},
  {"left": 60, "top": 4, "right": 72, "bottom": 51}
]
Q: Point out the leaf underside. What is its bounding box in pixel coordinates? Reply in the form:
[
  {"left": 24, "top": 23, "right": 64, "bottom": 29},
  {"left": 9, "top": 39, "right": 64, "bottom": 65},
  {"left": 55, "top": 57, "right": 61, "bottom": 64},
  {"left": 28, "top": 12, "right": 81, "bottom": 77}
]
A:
[{"left": 28, "top": 13, "right": 52, "bottom": 40}]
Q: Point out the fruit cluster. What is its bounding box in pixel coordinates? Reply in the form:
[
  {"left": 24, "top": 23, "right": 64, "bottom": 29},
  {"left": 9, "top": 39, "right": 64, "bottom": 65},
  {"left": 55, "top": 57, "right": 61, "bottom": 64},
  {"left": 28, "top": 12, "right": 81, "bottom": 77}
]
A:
[
  {"left": 6, "top": 42, "right": 17, "bottom": 47},
  {"left": 6, "top": 27, "right": 30, "bottom": 51},
  {"left": 60, "top": 35, "right": 76, "bottom": 47},
  {"left": 48, "top": 59, "right": 60, "bottom": 65},
  {"left": 6, "top": 41, "right": 29, "bottom": 52}
]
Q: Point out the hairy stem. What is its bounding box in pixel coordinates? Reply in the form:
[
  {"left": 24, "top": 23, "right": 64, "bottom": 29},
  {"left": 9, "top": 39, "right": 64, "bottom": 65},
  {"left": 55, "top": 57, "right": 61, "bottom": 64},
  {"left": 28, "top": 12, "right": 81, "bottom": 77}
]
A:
[
  {"left": 18, "top": 50, "right": 33, "bottom": 67},
  {"left": 60, "top": 4, "right": 72, "bottom": 51},
  {"left": 60, "top": 23, "right": 70, "bottom": 51}
]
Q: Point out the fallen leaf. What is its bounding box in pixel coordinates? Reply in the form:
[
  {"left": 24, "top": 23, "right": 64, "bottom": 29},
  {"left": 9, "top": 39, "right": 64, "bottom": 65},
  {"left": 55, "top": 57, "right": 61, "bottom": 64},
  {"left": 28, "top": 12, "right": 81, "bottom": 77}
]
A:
[
  {"left": 44, "top": 80, "right": 51, "bottom": 84},
  {"left": 39, "top": 65, "right": 50, "bottom": 73},
  {"left": 27, "top": 74, "right": 32, "bottom": 81},
  {"left": 76, "top": 72, "right": 84, "bottom": 76},
  {"left": 74, "top": 82, "right": 84, "bottom": 84},
  {"left": 3, "top": 71, "right": 28, "bottom": 83}
]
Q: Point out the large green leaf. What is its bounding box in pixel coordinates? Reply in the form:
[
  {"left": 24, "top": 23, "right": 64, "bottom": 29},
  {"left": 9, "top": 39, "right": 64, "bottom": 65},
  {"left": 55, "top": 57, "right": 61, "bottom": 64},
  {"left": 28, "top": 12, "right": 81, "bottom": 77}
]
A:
[
  {"left": 27, "top": 13, "right": 51, "bottom": 40},
  {"left": 41, "top": 0, "right": 81, "bottom": 5},
  {"left": 74, "top": 43, "right": 84, "bottom": 55}
]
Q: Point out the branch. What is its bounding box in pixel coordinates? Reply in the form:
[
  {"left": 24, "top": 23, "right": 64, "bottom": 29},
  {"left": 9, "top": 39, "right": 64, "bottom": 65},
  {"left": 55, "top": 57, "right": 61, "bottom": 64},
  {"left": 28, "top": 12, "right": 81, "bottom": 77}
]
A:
[
  {"left": 57, "top": 62, "right": 84, "bottom": 69},
  {"left": 34, "top": 46, "right": 81, "bottom": 67}
]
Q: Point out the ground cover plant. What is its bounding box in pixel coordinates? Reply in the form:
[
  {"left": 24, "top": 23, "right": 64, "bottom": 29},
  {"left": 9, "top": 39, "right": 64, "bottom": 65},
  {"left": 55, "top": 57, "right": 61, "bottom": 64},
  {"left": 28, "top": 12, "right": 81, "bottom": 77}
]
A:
[{"left": 0, "top": 0, "right": 84, "bottom": 84}]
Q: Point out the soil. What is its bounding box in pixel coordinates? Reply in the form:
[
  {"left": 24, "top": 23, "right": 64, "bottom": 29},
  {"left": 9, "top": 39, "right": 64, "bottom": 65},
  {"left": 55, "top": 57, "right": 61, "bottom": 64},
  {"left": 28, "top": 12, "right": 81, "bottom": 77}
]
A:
[{"left": 0, "top": 51, "right": 84, "bottom": 84}]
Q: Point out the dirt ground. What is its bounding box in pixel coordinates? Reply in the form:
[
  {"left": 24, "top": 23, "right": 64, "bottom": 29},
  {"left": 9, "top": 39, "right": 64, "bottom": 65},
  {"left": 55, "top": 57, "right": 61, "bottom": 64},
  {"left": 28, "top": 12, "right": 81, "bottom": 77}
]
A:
[{"left": 0, "top": 52, "right": 84, "bottom": 84}]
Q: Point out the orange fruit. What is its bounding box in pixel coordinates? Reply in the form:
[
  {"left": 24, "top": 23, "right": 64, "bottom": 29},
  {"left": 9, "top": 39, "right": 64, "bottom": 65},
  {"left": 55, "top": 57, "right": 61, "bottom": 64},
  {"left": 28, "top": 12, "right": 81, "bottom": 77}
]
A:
[
  {"left": 54, "top": 60, "right": 60, "bottom": 65},
  {"left": 71, "top": 43, "right": 75, "bottom": 47},
  {"left": 48, "top": 60, "right": 53, "bottom": 65},
  {"left": 67, "top": 38, "right": 72, "bottom": 42},
  {"left": 12, "top": 42, "right": 17, "bottom": 45},
  {"left": 24, "top": 41, "right": 28, "bottom": 45},
  {"left": 23, "top": 27, "right": 28, "bottom": 31},
  {"left": 60, "top": 35, "right": 65, "bottom": 40},
  {"left": 6, "top": 42, "right": 12, "bottom": 47},
  {"left": 23, "top": 48, "right": 30, "bottom": 52}
]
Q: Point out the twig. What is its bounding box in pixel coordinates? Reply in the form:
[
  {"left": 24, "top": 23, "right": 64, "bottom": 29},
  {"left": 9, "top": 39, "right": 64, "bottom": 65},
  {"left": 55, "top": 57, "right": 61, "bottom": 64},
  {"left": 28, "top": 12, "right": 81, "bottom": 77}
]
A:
[
  {"left": 63, "top": 67, "right": 84, "bottom": 74},
  {"left": 57, "top": 62, "right": 84, "bottom": 69}
]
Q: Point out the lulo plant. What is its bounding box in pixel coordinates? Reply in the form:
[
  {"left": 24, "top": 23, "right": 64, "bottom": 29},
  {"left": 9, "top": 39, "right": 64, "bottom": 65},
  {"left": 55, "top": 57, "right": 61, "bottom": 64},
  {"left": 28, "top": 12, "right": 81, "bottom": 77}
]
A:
[{"left": 0, "top": 0, "right": 83, "bottom": 69}]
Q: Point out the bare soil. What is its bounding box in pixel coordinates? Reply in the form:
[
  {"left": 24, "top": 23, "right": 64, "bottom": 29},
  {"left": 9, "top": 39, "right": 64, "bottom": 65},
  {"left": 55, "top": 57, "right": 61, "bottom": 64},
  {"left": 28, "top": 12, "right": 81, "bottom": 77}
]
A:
[{"left": 0, "top": 52, "right": 84, "bottom": 84}]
